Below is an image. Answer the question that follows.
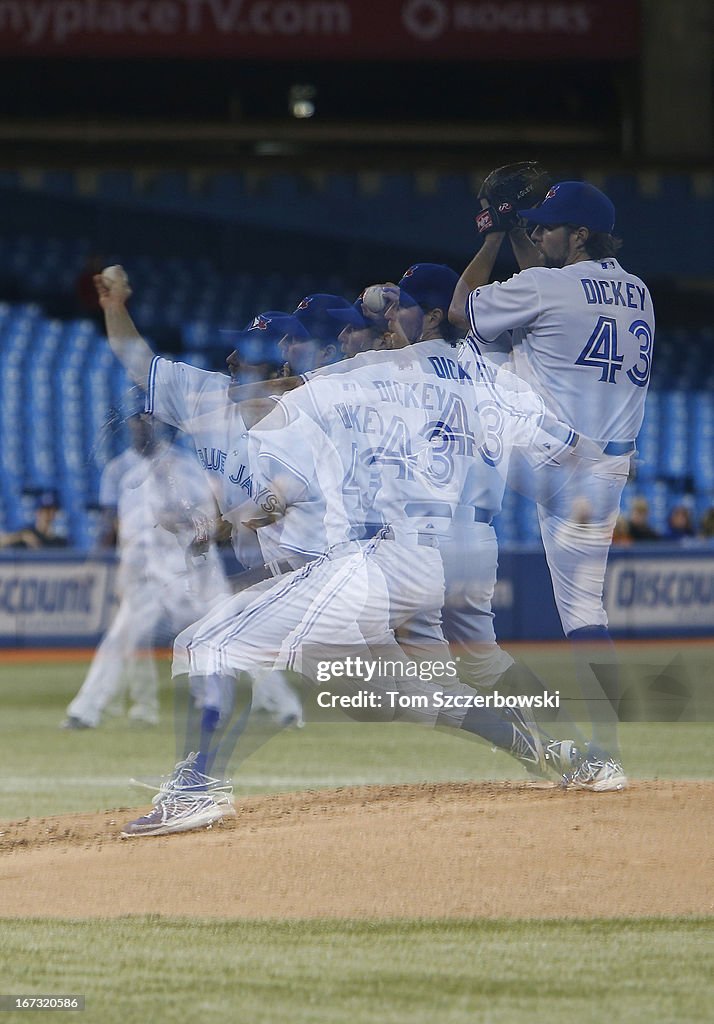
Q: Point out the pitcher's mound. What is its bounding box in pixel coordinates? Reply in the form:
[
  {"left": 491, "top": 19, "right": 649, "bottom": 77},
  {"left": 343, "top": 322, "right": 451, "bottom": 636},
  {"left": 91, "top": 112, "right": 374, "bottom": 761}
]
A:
[{"left": 1, "top": 780, "right": 712, "bottom": 919}]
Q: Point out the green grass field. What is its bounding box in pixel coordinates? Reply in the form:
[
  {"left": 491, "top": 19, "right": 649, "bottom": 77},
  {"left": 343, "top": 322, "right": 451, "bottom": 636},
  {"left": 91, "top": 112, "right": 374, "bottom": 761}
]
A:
[
  {"left": 0, "top": 650, "right": 712, "bottom": 1023},
  {"left": 0, "top": 648, "right": 711, "bottom": 820},
  {"left": 0, "top": 918, "right": 712, "bottom": 1024}
]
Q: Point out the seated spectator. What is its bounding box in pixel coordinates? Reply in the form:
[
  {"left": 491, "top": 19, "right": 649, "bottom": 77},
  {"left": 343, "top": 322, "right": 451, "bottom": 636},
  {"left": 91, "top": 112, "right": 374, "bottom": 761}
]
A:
[
  {"left": 611, "top": 514, "right": 632, "bottom": 546},
  {"left": 0, "top": 490, "right": 67, "bottom": 549},
  {"left": 698, "top": 507, "right": 714, "bottom": 539},
  {"left": 626, "top": 497, "right": 661, "bottom": 541},
  {"left": 665, "top": 503, "right": 696, "bottom": 541}
]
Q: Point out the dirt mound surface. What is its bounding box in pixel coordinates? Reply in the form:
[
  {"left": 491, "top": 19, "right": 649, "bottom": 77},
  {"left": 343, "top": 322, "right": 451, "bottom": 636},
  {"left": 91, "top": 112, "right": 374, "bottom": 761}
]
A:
[{"left": 1, "top": 781, "right": 712, "bottom": 919}]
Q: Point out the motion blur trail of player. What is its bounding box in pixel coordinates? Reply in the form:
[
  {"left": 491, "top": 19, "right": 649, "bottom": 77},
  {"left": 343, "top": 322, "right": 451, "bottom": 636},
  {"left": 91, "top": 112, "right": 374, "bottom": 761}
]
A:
[
  {"left": 120, "top": 265, "right": 604, "bottom": 835},
  {"left": 63, "top": 418, "right": 229, "bottom": 730},
  {"left": 451, "top": 177, "right": 655, "bottom": 790},
  {"left": 93, "top": 270, "right": 341, "bottom": 774}
]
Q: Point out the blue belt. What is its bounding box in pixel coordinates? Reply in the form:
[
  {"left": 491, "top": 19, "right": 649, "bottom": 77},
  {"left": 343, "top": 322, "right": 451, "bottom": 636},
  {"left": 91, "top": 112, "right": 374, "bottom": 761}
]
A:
[
  {"left": 471, "top": 508, "right": 494, "bottom": 524},
  {"left": 602, "top": 440, "right": 636, "bottom": 456},
  {"left": 404, "top": 501, "right": 494, "bottom": 525}
]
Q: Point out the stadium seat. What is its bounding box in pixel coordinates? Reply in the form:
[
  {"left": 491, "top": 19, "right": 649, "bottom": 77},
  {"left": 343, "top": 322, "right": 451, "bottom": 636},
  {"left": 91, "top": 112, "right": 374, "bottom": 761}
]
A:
[
  {"left": 146, "top": 171, "right": 190, "bottom": 205},
  {"left": 204, "top": 173, "right": 245, "bottom": 206},
  {"left": 690, "top": 392, "right": 714, "bottom": 490},
  {"left": 658, "top": 392, "right": 689, "bottom": 479},
  {"left": 96, "top": 171, "right": 136, "bottom": 202},
  {"left": 181, "top": 320, "right": 214, "bottom": 351},
  {"left": 42, "top": 171, "right": 77, "bottom": 196}
]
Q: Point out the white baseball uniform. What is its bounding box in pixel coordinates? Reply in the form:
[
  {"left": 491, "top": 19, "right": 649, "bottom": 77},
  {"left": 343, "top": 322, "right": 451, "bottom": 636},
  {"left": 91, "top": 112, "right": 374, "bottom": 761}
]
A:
[
  {"left": 467, "top": 257, "right": 655, "bottom": 633},
  {"left": 146, "top": 356, "right": 304, "bottom": 722},
  {"left": 65, "top": 441, "right": 229, "bottom": 727},
  {"left": 99, "top": 446, "right": 143, "bottom": 509},
  {"left": 146, "top": 356, "right": 269, "bottom": 568},
  {"left": 96, "top": 444, "right": 154, "bottom": 718},
  {"left": 184, "top": 337, "right": 573, "bottom": 727}
]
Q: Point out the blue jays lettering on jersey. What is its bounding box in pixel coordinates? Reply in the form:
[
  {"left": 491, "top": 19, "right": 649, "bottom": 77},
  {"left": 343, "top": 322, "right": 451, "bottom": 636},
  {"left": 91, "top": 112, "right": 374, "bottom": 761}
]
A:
[
  {"left": 225, "top": 452, "right": 281, "bottom": 517},
  {"left": 145, "top": 356, "right": 279, "bottom": 566},
  {"left": 196, "top": 447, "right": 227, "bottom": 473}
]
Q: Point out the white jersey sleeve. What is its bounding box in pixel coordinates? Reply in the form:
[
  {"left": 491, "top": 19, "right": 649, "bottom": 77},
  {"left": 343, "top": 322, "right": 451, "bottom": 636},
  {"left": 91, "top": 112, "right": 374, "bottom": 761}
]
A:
[
  {"left": 466, "top": 271, "right": 541, "bottom": 344},
  {"left": 248, "top": 405, "right": 352, "bottom": 558},
  {"left": 145, "top": 356, "right": 230, "bottom": 431}
]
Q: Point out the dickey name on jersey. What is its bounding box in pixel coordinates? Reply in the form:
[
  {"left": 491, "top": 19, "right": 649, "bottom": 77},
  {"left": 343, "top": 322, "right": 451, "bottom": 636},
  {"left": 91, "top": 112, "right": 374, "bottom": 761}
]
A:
[{"left": 580, "top": 264, "right": 647, "bottom": 311}]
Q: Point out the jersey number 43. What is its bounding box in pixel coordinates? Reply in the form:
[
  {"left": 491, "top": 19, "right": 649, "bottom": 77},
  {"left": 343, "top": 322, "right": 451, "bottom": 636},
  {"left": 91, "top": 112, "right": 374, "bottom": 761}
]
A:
[{"left": 575, "top": 315, "right": 653, "bottom": 388}]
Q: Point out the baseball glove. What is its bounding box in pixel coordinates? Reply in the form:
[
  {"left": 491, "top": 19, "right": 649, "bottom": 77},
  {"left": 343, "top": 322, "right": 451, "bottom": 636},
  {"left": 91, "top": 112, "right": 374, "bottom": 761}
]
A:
[{"left": 476, "top": 161, "right": 551, "bottom": 235}]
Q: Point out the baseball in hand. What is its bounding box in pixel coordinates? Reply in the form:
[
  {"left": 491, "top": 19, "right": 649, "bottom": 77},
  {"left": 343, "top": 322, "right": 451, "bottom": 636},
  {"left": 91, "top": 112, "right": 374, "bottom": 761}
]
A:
[
  {"left": 361, "top": 285, "right": 389, "bottom": 314},
  {"left": 101, "top": 265, "right": 128, "bottom": 287}
]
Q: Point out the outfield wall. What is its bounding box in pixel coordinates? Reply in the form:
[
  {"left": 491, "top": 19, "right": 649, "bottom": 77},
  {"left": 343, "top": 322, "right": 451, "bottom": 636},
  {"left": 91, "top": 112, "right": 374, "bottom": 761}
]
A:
[
  {"left": 0, "top": 551, "right": 116, "bottom": 646},
  {"left": 495, "top": 543, "right": 714, "bottom": 640},
  {"left": 0, "top": 545, "right": 713, "bottom": 646}
]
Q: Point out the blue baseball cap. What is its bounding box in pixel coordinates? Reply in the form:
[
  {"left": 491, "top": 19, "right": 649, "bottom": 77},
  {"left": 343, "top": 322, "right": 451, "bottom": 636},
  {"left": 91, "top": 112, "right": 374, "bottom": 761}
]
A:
[
  {"left": 398, "top": 263, "right": 459, "bottom": 312},
  {"left": 220, "top": 310, "right": 308, "bottom": 367},
  {"left": 518, "top": 181, "right": 616, "bottom": 233},
  {"left": 293, "top": 294, "right": 353, "bottom": 344},
  {"left": 37, "top": 489, "right": 60, "bottom": 509},
  {"left": 221, "top": 310, "right": 309, "bottom": 345},
  {"left": 329, "top": 294, "right": 390, "bottom": 331},
  {"left": 326, "top": 300, "right": 371, "bottom": 330}
]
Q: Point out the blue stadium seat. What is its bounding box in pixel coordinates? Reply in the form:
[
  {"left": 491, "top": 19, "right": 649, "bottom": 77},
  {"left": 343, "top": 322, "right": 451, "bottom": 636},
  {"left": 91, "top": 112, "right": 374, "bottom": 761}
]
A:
[
  {"left": 634, "top": 392, "right": 659, "bottom": 480},
  {"left": 182, "top": 351, "right": 212, "bottom": 369},
  {"left": 690, "top": 392, "right": 714, "bottom": 490},
  {"left": 660, "top": 175, "right": 692, "bottom": 201},
  {"left": 514, "top": 493, "right": 542, "bottom": 544},
  {"left": 260, "top": 175, "right": 304, "bottom": 202},
  {"left": 42, "top": 171, "right": 77, "bottom": 196},
  {"left": 603, "top": 174, "right": 639, "bottom": 202},
  {"left": 97, "top": 171, "right": 136, "bottom": 201},
  {"left": 434, "top": 173, "right": 477, "bottom": 202},
  {"left": 181, "top": 321, "right": 214, "bottom": 351},
  {"left": 146, "top": 171, "right": 190, "bottom": 205},
  {"left": 636, "top": 480, "right": 671, "bottom": 534},
  {"left": 204, "top": 173, "right": 246, "bottom": 211},
  {"left": 323, "top": 175, "right": 359, "bottom": 203},
  {"left": 658, "top": 391, "right": 689, "bottom": 479}
]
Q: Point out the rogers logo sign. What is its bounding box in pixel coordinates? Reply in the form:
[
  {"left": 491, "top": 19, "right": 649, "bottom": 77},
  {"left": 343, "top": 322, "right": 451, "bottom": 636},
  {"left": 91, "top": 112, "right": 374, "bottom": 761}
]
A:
[
  {"left": 401, "top": 2, "right": 593, "bottom": 43},
  {"left": 402, "top": 0, "right": 449, "bottom": 41}
]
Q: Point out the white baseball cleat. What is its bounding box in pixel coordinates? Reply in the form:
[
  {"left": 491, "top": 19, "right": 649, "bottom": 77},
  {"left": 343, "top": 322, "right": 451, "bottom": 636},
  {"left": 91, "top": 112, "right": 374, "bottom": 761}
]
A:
[
  {"left": 543, "top": 739, "right": 580, "bottom": 775},
  {"left": 564, "top": 754, "right": 628, "bottom": 792},
  {"left": 525, "top": 738, "right": 579, "bottom": 782},
  {"left": 120, "top": 790, "right": 236, "bottom": 838},
  {"left": 130, "top": 751, "right": 233, "bottom": 806}
]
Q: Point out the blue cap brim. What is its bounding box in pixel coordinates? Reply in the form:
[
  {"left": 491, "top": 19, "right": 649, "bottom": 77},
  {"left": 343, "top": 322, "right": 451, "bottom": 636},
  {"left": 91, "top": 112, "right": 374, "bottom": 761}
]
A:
[
  {"left": 327, "top": 306, "right": 370, "bottom": 329},
  {"left": 266, "top": 314, "right": 310, "bottom": 339},
  {"left": 220, "top": 314, "right": 310, "bottom": 344},
  {"left": 394, "top": 287, "right": 420, "bottom": 309},
  {"left": 517, "top": 207, "right": 564, "bottom": 226}
]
